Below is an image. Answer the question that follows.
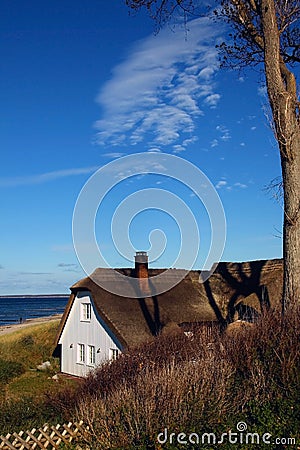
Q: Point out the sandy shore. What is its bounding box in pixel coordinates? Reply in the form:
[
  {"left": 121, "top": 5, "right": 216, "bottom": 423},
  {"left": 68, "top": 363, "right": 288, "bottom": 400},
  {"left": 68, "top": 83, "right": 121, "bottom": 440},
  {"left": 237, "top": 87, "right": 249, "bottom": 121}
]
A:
[{"left": 0, "top": 314, "right": 62, "bottom": 336}]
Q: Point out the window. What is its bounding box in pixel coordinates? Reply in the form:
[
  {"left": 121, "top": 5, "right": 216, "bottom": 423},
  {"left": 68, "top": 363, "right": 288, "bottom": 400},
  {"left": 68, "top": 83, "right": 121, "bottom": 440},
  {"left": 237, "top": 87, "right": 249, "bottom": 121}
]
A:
[
  {"left": 81, "top": 303, "right": 91, "bottom": 321},
  {"left": 88, "top": 345, "right": 96, "bottom": 365},
  {"left": 77, "top": 343, "right": 85, "bottom": 363},
  {"left": 109, "top": 348, "right": 119, "bottom": 361}
]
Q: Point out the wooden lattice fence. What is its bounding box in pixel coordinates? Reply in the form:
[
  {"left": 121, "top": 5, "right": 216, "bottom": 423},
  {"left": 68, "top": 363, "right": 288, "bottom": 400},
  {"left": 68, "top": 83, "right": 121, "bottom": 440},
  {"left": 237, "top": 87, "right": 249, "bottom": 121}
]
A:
[{"left": 0, "top": 420, "right": 89, "bottom": 450}]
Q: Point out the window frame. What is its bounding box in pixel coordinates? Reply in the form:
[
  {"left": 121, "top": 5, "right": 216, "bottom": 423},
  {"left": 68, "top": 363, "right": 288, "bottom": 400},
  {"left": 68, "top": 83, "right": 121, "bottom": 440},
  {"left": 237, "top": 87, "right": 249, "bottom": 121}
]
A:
[
  {"left": 77, "top": 343, "right": 85, "bottom": 364},
  {"left": 88, "top": 345, "right": 96, "bottom": 366},
  {"left": 80, "top": 302, "right": 91, "bottom": 322},
  {"left": 109, "top": 348, "right": 119, "bottom": 361}
]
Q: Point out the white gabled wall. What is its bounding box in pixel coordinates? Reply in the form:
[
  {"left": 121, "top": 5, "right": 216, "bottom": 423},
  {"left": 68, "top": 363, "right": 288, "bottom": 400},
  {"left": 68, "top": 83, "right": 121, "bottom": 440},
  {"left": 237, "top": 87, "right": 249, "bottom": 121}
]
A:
[{"left": 58, "top": 291, "right": 122, "bottom": 377}]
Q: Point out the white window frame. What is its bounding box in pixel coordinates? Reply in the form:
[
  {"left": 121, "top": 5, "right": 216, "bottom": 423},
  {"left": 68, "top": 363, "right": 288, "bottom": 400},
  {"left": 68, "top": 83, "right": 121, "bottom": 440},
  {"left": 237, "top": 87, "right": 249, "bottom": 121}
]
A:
[
  {"left": 81, "top": 303, "right": 91, "bottom": 322},
  {"left": 109, "top": 348, "right": 119, "bottom": 361},
  {"left": 77, "top": 343, "right": 85, "bottom": 364},
  {"left": 88, "top": 345, "right": 96, "bottom": 366}
]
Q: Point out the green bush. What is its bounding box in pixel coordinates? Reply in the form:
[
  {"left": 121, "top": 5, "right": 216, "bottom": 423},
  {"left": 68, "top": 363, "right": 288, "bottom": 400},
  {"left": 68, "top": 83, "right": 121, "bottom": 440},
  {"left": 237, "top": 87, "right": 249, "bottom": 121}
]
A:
[{"left": 0, "top": 358, "right": 25, "bottom": 384}]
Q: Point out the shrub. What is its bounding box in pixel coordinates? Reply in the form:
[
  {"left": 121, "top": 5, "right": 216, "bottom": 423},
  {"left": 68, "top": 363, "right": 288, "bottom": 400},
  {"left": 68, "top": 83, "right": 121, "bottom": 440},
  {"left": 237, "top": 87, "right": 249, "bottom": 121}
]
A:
[
  {"left": 0, "top": 359, "right": 25, "bottom": 384},
  {"left": 52, "top": 310, "right": 300, "bottom": 449}
]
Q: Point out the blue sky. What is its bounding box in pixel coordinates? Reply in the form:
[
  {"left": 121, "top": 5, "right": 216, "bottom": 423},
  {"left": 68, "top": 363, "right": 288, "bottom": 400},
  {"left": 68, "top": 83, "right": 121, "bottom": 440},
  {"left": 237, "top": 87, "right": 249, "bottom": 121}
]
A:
[{"left": 0, "top": 0, "right": 283, "bottom": 294}]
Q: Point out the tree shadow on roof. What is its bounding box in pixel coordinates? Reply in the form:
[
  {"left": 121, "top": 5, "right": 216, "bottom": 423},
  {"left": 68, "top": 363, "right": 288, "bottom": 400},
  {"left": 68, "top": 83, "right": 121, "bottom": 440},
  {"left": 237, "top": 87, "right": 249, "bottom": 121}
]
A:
[
  {"left": 203, "top": 279, "right": 227, "bottom": 329},
  {"left": 221, "top": 260, "right": 269, "bottom": 322},
  {"left": 203, "top": 260, "right": 271, "bottom": 326},
  {"left": 131, "top": 269, "right": 162, "bottom": 337}
]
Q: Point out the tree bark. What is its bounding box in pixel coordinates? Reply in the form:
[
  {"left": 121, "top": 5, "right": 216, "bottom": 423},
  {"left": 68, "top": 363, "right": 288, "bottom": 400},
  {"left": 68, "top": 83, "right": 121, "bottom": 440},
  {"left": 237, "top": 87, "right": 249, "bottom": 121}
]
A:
[
  {"left": 281, "top": 134, "right": 300, "bottom": 312},
  {"left": 261, "top": 0, "right": 300, "bottom": 311}
]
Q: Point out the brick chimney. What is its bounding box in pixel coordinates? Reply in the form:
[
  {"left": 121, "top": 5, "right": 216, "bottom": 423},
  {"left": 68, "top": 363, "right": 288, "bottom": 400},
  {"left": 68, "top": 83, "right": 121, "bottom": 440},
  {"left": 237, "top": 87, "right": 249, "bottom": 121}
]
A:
[{"left": 135, "top": 251, "right": 151, "bottom": 296}]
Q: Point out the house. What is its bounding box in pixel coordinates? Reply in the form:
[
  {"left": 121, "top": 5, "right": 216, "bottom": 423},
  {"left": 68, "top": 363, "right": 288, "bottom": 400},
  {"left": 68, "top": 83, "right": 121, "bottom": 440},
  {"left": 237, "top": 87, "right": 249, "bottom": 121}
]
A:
[{"left": 54, "top": 252, "right": 283, "bottom": 377}]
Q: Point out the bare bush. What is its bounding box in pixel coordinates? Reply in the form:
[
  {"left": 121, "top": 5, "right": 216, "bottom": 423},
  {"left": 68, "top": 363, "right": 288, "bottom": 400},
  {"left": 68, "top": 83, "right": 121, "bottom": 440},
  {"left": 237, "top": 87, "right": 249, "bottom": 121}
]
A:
[
  {"left": 52, "top": 309, "right": 300, "bottom": 449},
  {"left": 76, "top": 349, "right": 233, "bottom": 448}
]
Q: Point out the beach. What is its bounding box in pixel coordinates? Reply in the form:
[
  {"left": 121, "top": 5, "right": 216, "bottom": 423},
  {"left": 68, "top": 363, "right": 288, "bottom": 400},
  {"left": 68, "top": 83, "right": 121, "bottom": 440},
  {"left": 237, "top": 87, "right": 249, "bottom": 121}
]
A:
[{"left": 0, "top": 314, "right": 62, "bottom": 336}]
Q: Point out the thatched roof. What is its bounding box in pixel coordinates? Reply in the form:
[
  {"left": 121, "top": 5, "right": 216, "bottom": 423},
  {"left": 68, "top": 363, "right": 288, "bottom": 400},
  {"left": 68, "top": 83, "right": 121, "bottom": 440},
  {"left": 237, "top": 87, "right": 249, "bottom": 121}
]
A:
[{"left": 55, "top": 259, "right": 283, "bottom": 349}]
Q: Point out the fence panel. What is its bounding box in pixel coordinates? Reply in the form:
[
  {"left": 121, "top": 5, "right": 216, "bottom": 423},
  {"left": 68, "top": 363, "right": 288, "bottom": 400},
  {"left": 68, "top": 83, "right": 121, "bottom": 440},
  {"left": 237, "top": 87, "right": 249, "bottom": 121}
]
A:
[{"left": 0, "top": 421, "right": 89, "bottom": 450}]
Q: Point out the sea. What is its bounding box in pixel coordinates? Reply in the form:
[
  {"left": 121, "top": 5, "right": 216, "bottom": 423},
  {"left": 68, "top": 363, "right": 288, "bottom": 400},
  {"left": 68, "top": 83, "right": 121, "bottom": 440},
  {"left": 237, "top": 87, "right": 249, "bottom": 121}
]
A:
[{"left": 0, "top": 295, "right": 69, "bottom": 326}]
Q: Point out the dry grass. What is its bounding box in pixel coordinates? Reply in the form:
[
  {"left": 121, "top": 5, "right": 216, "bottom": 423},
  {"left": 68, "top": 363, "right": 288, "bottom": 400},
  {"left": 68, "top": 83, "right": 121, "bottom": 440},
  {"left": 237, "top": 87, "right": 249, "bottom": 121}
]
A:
[
  {"left": 0, "top": 319, "right": 80, "bottom": 434},
  {"left": 77, "top": 355, "right": 233, "bottom": 449},
  {"left": 0, "top": 320, "right": 60, "bottom": 368},
  {"left": 52, "top": 310, "right": 300, "bottom": 449}
]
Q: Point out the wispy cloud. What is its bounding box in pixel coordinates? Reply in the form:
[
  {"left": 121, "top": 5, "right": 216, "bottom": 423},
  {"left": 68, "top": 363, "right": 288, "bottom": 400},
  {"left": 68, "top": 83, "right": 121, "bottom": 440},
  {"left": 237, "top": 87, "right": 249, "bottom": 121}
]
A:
[
  {"left": 216, "top": 178, "right": 248, "bottom": 191},
  {"left": 216, "top": 180, "right": 227, "bottom": 189},
  {"left": 18, "top": 271, "right": 52, "bottom": 276},
  {"left": 0, "top": 166, "right": 99, "bottom": 187},
  {"left": 0, "top": 269, "right": 79, "bottom": 295},
  {"left": 58, "top": 263, "right": 80, "bottom": 273},
  {"left": 234, "top": 182, "right": 247, "bottom": 189},
  {"left": 210, "top": 124, "right": 231, "bottom": 148},
  {"left": 147, "top": 147, "right": 162, "bottom": 153},
  {"left": 210, "top": 139, "right": 219, "bottom": 148},
  {"left": 216, "top": 124, "right": 231, "bottom": 141},
  {"left": 58, "top": 263, "right": 78, "bottom": 268},
  {"left": 102, "top": 152, "right": 126, "bottom": 159},
  {"left": 95, "top": 16, "right": 222, "bottom": 151},
  {"left": 204, "top": 93, "right": 221, "bottom": 108}
]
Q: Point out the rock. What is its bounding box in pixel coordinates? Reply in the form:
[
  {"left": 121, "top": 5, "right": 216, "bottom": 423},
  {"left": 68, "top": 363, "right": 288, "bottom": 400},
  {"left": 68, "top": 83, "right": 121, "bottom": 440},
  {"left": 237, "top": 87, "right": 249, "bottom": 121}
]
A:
[{"left": 37, "top": 360, "right": 51, "bottom": 371}]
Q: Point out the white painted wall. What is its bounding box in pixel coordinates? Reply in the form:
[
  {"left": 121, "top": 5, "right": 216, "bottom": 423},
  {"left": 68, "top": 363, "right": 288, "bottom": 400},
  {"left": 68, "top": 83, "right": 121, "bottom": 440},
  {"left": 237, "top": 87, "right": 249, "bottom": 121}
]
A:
[{"left": 58, "top": 291, "right": 122, "bottom": 377}]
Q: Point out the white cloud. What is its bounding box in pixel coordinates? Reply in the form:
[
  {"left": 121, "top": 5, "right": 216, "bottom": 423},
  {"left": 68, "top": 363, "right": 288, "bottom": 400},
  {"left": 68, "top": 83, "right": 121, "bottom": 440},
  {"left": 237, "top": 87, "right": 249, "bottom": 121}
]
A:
[
  {"left": 0, "top": 166, "right": 99, "bottom": 187},
  {"left": 216, "top": 124, "right": 231, "bottom": 141},
  {"left": 173, "top": 144, "right": 186, "bottom": 153},
  {"left": 216, "top": 180, "right": 227, "bottom": 189},
  {"left": 95, "top": 16, "right": 222, "bottom": 150},
  {"left": 234, "top": 182, "right": 248, "bottom": 189},
  {"left": 216, "top": 179, "right": 248, "bottom": 190},
  {"left": 147, "top": 147, "right": 162, "bottom": 153},
  {"left": 204, "top": 93, "right": 221, "bottom": 108},
  {"left": 183, "top": 136, "right": 198, "bottom": 146},
  {"left": 102, "top": 152, "right": 126, "bottom": 159},
  {"left": 210, "top": 139, "right": 219, "bottom": 148},
  {"left": 209, "top": 125, "right": 231, "bottom": 148},
  {"left": 199, "top": 67, "right": 215, "bottom": 79}
]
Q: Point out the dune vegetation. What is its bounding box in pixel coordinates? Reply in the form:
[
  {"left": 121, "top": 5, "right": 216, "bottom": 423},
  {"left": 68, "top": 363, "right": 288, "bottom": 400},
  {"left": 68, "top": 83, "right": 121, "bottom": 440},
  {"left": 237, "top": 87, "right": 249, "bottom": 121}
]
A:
[
  {"left": 1, "top": 311, "right": 300, "bottom": 450},
  {"left": 52, "top": 310, "right": 300, "bottom": 450},
  {"left": 0, "top": 320, "right": 78, "bottom": 434}
]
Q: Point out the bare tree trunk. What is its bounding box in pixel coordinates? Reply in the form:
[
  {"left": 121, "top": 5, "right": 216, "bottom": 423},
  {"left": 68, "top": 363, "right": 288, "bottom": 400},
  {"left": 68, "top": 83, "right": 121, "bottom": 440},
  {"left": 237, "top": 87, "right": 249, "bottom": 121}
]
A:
[
  {"left": 261, "top": 0, "right": 300, "bottom": 311},
  {"left": 281, "top": 136, "right": 300, "bottom": 312}
]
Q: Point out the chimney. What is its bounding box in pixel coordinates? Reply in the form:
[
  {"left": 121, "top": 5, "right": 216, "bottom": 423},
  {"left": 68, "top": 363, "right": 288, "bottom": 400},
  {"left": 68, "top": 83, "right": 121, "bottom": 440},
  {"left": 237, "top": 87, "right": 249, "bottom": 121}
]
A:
[{"left": 134, "top": 251, "right": 150, "bottom": 296}]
